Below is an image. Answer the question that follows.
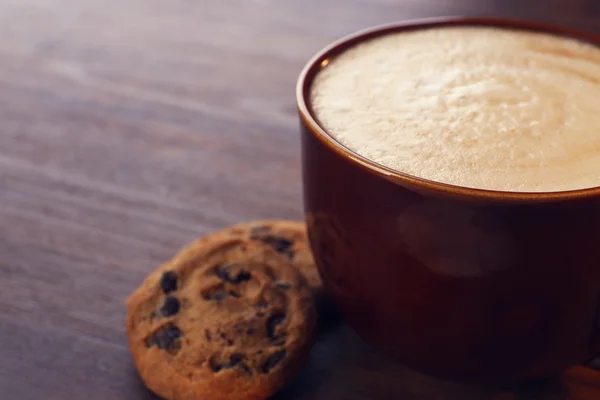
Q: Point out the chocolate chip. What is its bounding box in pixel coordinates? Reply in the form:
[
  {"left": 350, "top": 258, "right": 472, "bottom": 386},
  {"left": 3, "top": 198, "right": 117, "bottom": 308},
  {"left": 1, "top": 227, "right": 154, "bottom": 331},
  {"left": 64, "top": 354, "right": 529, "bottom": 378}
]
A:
[
  {"left": 229, "top": 353, "right": 242, "bottom": 366},
  {"left": 228, "top": 291, "right": 240, "bottom": 298},
  {"left": 250, "top": 227, "right": 295, "bottom": 257},
  {"left": 210, "top": 353, "right": 243, "bottom": 373},
  {"left": 159, "top": 296, "right": 181, "bottom": 317},
  {"left": 246, "top": 328, "right": 255, "bottom": 335},
  {"left": 160, "top": 271, "right": 178, "bottom": 294},
  {"left": 220, "top": 332, "right": 228, "bottom": 340},
  {"left": 204, "top": 329, "right": 212, "bottom": 341},
  {"left": 260, "top": 235, "right": 294, "bottom": 255},
  {"left": 262, "top": 351, "right": 286, "bottom": 373},
  {"left": 146, "top": 324, "right": 182, "bottom": 350},
  {"left": 275, "top": 281, "right": 290, "bottom": 290},
  {"left": 216, "top": 264, "right": 251, "bottom": 284},
  {"left": 266, "top": 313, "right": 285, "bottom": 338}
]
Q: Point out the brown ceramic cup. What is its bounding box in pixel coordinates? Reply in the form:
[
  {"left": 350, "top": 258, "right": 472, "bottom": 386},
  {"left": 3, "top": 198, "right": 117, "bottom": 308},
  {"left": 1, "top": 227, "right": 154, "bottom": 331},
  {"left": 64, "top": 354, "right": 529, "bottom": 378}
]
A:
[{"left": 297, "top": 17, "right": 600, "bottom": 383}]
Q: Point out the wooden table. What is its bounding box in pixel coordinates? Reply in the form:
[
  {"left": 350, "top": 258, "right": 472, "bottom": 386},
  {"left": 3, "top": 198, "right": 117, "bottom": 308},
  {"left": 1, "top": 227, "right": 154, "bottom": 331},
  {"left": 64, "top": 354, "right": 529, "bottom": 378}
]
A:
[{"left": 2, "top": 0, "right": 600, "bottom": 399}]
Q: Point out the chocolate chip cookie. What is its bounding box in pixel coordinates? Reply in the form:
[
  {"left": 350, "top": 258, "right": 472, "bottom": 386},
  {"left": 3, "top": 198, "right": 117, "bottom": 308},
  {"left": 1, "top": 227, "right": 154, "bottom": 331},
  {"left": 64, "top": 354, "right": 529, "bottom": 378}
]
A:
[
  {"left": 126, "top": 234, "right": 317, "bottom": 400},
  {"left": 225, "top": 220, "right": 322, "bottom": 295}
]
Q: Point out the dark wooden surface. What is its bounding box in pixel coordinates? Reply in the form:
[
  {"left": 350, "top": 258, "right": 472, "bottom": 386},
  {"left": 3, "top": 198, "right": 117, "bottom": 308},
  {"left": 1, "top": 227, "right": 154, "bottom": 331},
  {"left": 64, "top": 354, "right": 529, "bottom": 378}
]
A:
[{"left": 2, "top": 1, "right": 600, "bottom": 399}]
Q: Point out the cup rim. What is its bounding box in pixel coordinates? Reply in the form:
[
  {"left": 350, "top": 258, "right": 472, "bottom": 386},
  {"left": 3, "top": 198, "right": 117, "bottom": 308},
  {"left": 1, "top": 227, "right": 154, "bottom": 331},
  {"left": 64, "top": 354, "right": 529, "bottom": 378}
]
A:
[{"left": 296, "top": 16, "right": 600, "bottom": 203}]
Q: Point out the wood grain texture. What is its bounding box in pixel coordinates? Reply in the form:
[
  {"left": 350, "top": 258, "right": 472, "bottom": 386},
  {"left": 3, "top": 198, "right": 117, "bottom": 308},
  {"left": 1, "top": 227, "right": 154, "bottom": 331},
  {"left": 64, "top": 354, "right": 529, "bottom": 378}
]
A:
[{"left": 1, "top": 0, "right": 600, "bottom": 399}]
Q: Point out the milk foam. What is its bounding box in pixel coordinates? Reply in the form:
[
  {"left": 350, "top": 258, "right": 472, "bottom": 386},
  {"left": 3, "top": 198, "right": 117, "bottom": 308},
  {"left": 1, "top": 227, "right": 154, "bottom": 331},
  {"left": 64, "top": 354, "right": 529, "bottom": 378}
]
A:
[{"left": 310, "top": 27, "right": 600, "bottom": 192}]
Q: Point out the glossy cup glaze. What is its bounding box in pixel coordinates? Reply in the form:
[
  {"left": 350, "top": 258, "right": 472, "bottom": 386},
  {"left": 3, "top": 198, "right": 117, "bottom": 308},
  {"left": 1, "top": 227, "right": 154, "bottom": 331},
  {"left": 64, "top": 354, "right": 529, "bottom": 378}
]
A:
[{"left": 297, "top": 17, "right": 600, "bottom": 383}]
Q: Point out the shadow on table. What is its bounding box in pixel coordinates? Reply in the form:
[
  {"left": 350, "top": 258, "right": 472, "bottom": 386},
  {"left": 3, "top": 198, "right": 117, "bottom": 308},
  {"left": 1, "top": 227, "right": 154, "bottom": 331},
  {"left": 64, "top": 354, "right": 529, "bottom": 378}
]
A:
[{"left": 271, "top": 308, "right": 581, "bottom": 400}]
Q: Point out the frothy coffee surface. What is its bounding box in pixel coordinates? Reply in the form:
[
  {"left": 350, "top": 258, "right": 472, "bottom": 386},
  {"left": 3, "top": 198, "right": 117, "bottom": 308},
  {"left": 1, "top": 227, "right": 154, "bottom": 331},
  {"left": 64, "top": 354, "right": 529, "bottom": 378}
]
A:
[{"left": 310, "top": 27, "right": 600, "bottom": 192}]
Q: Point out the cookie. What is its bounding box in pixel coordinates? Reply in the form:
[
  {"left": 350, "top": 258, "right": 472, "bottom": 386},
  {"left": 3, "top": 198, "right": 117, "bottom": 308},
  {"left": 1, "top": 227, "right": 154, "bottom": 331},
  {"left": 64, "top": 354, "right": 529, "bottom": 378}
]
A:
[
  {"left": 225, "top": 220, "right": 322, "bottom": 295},
  {"left": 126, "top": 234, "right": 317, "bottom": 400}
]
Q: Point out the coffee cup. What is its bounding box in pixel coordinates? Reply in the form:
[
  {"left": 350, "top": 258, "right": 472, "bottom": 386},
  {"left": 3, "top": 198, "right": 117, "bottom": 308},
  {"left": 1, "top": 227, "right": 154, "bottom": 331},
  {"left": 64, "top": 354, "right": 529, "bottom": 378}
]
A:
[{"left": 297, "top": 17, "right": 600, "bottom": 383}]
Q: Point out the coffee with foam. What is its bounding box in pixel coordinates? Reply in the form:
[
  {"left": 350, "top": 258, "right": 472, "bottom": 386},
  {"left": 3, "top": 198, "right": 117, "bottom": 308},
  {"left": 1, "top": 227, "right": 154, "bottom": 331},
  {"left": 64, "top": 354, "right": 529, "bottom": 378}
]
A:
[{"left": 310, "top": 27, "right": 600, "bottom": 192}]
